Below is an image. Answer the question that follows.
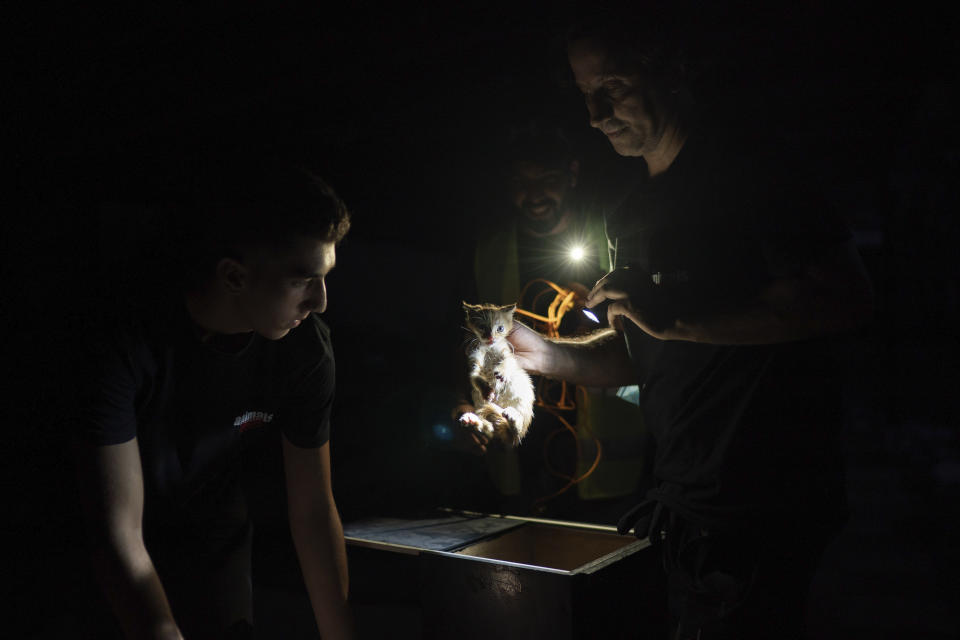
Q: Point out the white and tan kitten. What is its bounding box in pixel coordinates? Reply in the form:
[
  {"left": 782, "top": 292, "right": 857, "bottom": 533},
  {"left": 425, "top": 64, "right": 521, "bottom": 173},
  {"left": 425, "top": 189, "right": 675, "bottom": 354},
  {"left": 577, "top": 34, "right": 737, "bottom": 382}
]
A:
[{"left": 460, "top": 302, "right": 535, "bottom": 446}]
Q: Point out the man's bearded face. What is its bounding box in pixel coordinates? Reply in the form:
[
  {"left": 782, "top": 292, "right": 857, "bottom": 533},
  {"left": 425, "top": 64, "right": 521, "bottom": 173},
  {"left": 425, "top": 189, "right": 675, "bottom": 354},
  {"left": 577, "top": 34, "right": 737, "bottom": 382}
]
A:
[{"left": 509, "top": 160, "right": 575, "bottom": 234}]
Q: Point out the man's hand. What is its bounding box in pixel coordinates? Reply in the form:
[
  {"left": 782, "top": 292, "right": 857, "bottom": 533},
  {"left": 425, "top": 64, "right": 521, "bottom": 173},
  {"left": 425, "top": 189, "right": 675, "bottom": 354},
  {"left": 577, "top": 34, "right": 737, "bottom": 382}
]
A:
[
  {"left": 506, "top": 321, "right": 555, "bottom": 374},
  {"left": 507, "top": 315, "right": 637, "bottom": 387},
  {"left": 586, "top": 268, "right": 674, "bottom": 340},
  {"left": 586, "top": 239, "right": 875, "bottom": 346}
]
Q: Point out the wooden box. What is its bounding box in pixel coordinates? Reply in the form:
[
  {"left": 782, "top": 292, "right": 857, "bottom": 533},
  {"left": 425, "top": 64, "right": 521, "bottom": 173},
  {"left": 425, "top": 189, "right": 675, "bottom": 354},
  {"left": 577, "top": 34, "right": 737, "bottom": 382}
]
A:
[{"left": 344, "top": 513, "right": 665, "bottom": 639}]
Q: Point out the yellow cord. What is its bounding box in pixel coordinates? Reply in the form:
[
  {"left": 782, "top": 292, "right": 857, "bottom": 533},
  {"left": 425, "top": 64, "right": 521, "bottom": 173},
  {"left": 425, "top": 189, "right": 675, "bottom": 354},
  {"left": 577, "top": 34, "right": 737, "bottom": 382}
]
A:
[{"left": 514, "top": 278, "right": 603, "bottom": 509}]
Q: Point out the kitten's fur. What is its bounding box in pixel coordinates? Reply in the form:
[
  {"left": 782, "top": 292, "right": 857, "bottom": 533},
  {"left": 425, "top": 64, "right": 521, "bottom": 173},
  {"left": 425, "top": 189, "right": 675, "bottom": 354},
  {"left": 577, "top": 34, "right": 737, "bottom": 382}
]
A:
[{"left": 460, "top": 302, "right": 535, "bottom": 446}]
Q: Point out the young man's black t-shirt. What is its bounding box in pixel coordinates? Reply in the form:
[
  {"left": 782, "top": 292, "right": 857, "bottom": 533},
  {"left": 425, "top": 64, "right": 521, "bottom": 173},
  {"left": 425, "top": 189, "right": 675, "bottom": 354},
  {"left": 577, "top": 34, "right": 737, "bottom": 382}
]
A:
[
  {"left": 72, "top": 288, "right": 336, "bottom": 633},
  {"left": 606, "top": 132, "right": 852, "bottom": 532}
]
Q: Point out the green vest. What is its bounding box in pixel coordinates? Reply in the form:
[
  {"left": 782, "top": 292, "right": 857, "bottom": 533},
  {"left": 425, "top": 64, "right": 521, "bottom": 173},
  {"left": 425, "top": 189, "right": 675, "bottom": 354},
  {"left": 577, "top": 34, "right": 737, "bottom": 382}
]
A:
[{"left": 472, "top": 213, "right": 647, "bottom": 501}]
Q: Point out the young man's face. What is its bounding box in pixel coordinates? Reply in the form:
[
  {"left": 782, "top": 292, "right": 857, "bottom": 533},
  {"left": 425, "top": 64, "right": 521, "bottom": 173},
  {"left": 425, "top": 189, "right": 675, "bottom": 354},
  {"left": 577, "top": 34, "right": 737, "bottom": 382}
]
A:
[
  {"left": 568, "top": 37, "right": 665, "bottom": 158},
  {"left": 237, "top": 236, "right": 336, "bottom": 340},
  {"left": 508, "top": 159, "right": 577, "bottom": 234}
]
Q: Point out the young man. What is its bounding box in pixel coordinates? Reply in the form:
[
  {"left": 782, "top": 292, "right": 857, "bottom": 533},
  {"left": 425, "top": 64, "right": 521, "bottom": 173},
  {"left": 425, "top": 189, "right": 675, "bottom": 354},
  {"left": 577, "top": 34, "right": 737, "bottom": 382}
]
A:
[
  {"left": 72, "top": 163, "right": 354, "bottom": 639},
  {"left": 507, "top": 11, "right": 875, "bottom": 640}
]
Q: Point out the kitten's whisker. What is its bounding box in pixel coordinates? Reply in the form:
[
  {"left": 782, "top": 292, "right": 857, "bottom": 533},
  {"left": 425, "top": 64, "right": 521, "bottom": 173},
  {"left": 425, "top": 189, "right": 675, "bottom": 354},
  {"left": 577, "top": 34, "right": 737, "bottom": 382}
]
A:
[{"left": 461, "top": 334, "right": 480, "bottom": 354}]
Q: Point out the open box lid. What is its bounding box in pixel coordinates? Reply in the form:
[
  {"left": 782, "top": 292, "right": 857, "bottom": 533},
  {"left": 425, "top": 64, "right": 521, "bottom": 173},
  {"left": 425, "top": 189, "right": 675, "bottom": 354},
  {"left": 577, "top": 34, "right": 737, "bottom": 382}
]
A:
[{"left": 344, "top": 510, "right": 649, "bottom": 575}]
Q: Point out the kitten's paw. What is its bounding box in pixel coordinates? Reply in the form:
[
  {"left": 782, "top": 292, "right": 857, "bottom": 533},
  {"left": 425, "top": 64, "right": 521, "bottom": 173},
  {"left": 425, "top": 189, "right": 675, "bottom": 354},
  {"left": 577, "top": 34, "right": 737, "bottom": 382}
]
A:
[
  {"left": 459, "top": 412, "right": 493, "bottom": 438},
  {"left": 499, "top": 407, "right": 526, "bottom": 446},
  {"left": 459, "top": 411, "right": 481, "bottom": 427},
  {"left": 501, "top": 406, "right": 521, "bottom": 428}
]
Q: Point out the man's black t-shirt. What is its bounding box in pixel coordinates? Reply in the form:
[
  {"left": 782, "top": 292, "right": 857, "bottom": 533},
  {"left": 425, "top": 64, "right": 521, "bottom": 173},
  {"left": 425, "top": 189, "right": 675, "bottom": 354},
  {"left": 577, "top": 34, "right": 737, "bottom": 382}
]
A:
[
  {"left": 74, "top": 291, "right": 335, "bottom": 565},
  {"left": 606, "top": 133, "right": 851, "bottom": 530}
]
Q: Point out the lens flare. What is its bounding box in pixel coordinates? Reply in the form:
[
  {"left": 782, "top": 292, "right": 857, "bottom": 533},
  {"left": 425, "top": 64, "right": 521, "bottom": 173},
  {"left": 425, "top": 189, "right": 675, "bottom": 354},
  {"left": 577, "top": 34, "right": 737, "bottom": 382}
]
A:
[
  {"left": 569, "top": 245, "right": 586, "bottom": 261},
  {"left": 432, "top": 423, "right": 454, "bottom": 441}
]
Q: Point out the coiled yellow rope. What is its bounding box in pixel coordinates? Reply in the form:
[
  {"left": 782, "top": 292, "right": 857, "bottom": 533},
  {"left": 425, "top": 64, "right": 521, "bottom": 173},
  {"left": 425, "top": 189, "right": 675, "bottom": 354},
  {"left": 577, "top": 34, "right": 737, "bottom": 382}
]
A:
[{"left": 514, "top": 278, "right": 603, "bottom": 508}]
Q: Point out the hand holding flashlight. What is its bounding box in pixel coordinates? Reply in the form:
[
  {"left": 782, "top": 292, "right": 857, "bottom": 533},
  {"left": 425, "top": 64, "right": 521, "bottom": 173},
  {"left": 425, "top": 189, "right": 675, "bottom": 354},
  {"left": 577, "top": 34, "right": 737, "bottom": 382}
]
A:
[
  {"left": 580, "top": 295, "right": 611, "bottom": 324},
  {"left": 584, "top": 266, "right": 673, "bottom": 335},
  {"left": 584, "top": 270, "right": 639, "bottom": 331}
]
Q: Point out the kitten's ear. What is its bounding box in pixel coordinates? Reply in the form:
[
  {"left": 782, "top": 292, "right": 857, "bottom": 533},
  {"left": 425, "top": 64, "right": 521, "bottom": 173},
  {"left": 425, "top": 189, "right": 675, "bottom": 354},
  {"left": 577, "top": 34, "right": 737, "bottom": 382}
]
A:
[{"left": 504, "top": 303, "right": 517, "bottom": 314}]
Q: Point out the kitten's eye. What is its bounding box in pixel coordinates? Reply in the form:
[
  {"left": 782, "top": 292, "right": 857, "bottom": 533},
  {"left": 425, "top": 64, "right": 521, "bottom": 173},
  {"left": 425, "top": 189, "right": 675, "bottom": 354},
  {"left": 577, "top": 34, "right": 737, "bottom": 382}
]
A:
[{"left": 497, "top": 325, "right": 504, "bottom": 332}]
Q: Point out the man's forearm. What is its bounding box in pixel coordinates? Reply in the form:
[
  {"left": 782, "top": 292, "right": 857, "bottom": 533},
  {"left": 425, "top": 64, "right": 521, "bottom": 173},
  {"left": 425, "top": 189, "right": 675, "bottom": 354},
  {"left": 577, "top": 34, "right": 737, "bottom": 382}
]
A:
[
  {"left": 670, "top": 294, "right": 803, "bottom": 344},
  {"left": 289, "top": 503, "right": 353, "bottom": 640},
  {"left": 545, "top": 329, "right": 637, "bottom": 387},
  {"left": 90, "top": 537, "right": 182, "bottom": 640},
  {"left": 671, "top": 272, "right": 874, "bottom": 345},
  {"left": 665, "top": 240, "right": 875, "bottom": 345}
]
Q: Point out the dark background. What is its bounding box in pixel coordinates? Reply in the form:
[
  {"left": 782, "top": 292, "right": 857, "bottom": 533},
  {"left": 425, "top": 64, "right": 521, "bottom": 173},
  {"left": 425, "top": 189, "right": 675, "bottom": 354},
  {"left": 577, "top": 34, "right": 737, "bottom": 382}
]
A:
[{"left": 7, "top": 1, "right": 959, "bottom": 637}]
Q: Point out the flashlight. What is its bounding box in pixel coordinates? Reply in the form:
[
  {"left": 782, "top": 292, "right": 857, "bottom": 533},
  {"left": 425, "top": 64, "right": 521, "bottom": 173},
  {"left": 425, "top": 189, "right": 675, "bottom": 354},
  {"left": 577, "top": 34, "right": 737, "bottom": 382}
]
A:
[
  {"left": 569, "top": 245, "right": 585, "bottom": 262},
  {"left": 582, "top": 300, "right": 609, "bottom": 323}
]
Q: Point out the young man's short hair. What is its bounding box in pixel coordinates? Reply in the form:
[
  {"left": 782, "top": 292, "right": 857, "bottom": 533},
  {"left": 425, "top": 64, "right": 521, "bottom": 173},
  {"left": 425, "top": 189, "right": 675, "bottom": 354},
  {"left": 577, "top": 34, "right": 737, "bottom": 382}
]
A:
[{"left": 173, "top": 159, "right": 351, "bottom": 285}]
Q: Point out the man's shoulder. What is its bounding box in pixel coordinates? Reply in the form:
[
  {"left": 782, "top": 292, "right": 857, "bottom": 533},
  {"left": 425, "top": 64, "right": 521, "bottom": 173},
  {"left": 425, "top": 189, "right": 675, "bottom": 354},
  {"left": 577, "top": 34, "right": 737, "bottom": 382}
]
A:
[
  {"left": 80, "top": 290, "right": 182, "bottom": 361},
  {"left": 271, "top": 315, "right": 336, "bottom": 409}
]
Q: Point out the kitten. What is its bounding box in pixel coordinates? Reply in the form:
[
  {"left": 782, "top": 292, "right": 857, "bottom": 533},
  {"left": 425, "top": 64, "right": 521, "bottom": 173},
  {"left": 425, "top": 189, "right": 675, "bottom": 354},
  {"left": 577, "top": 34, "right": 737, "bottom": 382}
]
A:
[{"left": 459, "top": 302, "right": 535, "bottom": 446}]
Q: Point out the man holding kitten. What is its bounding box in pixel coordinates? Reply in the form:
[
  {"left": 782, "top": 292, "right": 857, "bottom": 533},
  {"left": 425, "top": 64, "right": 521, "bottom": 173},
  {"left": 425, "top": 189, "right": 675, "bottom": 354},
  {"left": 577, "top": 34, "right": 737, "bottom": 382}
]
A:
[{"left": 507, "top": 8, "right": 874, "bottom": 639}]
